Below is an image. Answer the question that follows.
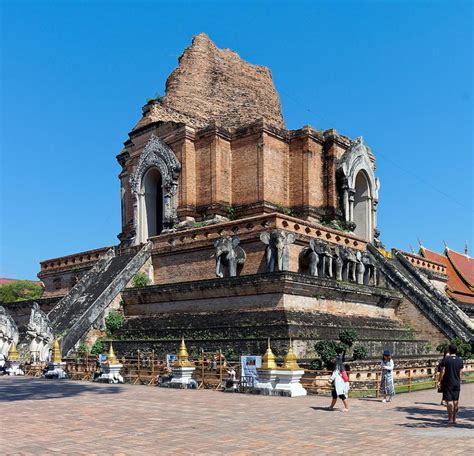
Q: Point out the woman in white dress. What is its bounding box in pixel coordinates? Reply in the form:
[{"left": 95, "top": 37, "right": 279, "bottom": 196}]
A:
[{"left": 380, "top": 350, "right": 395, "bottom": 402}]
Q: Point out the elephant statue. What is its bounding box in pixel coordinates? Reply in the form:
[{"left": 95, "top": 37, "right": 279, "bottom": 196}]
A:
[
  {"left": 339, "top": 246, "right": 358, "bottom": 282},
  {"left": 214, "top": 236, "right": 246, "bottom": 278},
  {"left": 260, "top": 230, "right": 296, "bottom": 272},
  {"left": 299, "top": 240, "right": 319, "bottom": 276},
  {"left": 313, "top": 239, "right": 333, "bottom": 278},
  {"left": 333, "top": 246, "right": 344, "bottom": 281},
  {"left": 361, "top": 252, "right": 377, "bottom": 285},
  {"left": 355, "top": 251, "right": 365, "bottom": 285}
]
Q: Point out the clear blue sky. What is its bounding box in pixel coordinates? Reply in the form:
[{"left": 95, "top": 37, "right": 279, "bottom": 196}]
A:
[{"left": 1, "top": 0, "right": 472, "bottom": 280}]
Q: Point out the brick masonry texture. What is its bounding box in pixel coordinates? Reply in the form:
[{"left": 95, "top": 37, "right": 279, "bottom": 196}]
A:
[
  {"left": 1, "top": 377, "right": 472, "bottom": 455},
  {"left": 135, "top": 33, "right": 285, "bottom": 131}
]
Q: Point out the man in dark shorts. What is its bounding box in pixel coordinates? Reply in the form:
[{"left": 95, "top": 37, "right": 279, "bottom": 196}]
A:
[{"left": 438, "top": 344, "right": 464, "bottom": 425}]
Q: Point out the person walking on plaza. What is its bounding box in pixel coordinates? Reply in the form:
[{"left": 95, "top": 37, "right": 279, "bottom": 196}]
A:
[
  {"left": 435, "top": 350, "right": 448, "bottom": 406},
  {"left": 438, "top": 344, "right": 463, "bottom": 425},
  {"left": 379, "top": 350, "right": 395, "bottom": 402},
  {"left": 328, "top": 365, "right": 349, "bottom": 411}
]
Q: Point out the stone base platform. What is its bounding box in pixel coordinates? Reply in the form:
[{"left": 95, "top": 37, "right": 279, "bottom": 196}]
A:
[{"left": 115, "top": 273, "right": 428, "bottom": 358}]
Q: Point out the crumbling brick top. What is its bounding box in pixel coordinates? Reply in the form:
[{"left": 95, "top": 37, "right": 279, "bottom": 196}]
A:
[{"left": 133, "top": 33, "right": 285, "bottom": 132}]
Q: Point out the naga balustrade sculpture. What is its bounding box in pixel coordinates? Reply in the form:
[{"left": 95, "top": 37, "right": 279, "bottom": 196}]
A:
[
  {"left": 214, "top": 236, "right": 246, "bottom": 278},
  {"left": 260, "top": 230, "right": 296, "bottom": 272}
]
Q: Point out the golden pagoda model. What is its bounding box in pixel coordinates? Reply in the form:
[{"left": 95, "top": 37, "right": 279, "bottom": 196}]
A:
[
  {"left": 168, "top": 336, "right": 196, "bottom": 388},
  {"left": 273, "top": 338, "right": 307, "bottom": 397},
  {"left": 107, "top": 343, "right": 118, "bottom": 364},
  {"left": 51, "top": 338, "right": 62, "bottom": 364},
  {"left": 8, "top": 342, "right": 19, "bottom": 361},
  {"left": 44, "top": 337, "right": 68, "bottom": 379},
  {"left": 174, "top": 336, "right": 194, "bottom": 367},
  {"left": 261, "top": 338, "right": 277, "bottom": 369},
  {"left": 94, "top": 342, "right": 123, "bottom": 383},
  {"left": 5, "top": 342, "right": 24, "bottom": 376},
  {"left": 254, "top": 338, "right": 279, "bottom": 395},
  {"left": 281, "top": 338, "right": 300, "bottom": 370}
]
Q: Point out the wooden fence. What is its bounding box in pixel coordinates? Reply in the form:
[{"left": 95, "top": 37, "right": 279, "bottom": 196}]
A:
[{"left": 20, "top": 353, "right": 474, "bottom": 397}]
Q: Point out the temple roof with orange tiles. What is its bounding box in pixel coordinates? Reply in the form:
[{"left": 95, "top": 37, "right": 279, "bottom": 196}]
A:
[{"left": 420, "top": 245, "right": 474, "bottom": 306}]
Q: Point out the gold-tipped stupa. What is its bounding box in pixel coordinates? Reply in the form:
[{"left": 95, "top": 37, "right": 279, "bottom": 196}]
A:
[
  {"left": 281, "top": 338, "right": 300, "bottom": 370},
  {"left": 261, "top": 338, "right": 277, "bottom": 369},
  {"left": 51, "top": 338, "right": 62, "bottom": 364},
  {"left": 108, "top": 343, "right": 118, "bottom": 364},
  {"left": 8, "top": 342, "right": 19, "bottom": 361},
  {"left": 174, "top": 336, "right": 193, "bottom": 367}
]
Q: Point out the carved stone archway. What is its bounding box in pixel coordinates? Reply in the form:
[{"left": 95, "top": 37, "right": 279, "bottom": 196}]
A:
[
  {"left": 337, "top": 137, "right": 379, "bottom": 241},
  {"left": 129, "top": 135, "right": 181, "bottom": 244}
]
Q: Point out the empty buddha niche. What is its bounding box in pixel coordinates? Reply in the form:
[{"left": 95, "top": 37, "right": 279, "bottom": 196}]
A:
[
  {"left": 140, "top": 167, "right": 164, "bottom": 240},
  {"left": 353, "top": 171, "right": 371, "bottom": 240}
]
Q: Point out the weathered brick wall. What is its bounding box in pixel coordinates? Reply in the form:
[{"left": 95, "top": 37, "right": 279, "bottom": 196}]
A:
[
  {"left": 231, "top": 134, "right": 261, "bottom": 206},
  {"left": 262, "top": 133, "right": 289, "bottom": 206},
  {"left": 395, "top": 297, "right": 447, "bottom": 347}
]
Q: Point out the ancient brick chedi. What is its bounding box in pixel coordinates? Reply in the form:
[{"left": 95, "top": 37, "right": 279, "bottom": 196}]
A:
[
  {"left": 117, "top": 33, "right": 380, "bottom": 246},
  {"left": 5, "top": 33, "right": 470, "bottom": 359}
]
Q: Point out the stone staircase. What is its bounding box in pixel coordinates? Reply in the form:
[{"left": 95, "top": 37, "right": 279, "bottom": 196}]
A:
[
  {"left": 48, "top": 242, "right": 152, "bottom": 354},
  {"left": 368, "top": 244, "right": 473, "bottom": 343}
]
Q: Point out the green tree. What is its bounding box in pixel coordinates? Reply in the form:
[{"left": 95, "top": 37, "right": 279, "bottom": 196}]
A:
[
  {"left": 339, "top": 328, "right": 358, "bottom": 360},
  {"left": 0, "top": 281, "right": 43, "bottom": 303},
  {"left": 352, "top": 345, "right": 368, "bottom": 361},
  {"left": 314, "top": 340, "right": 343, "bottom": 368},
  {"left": 105, "top": 310, "right": 124, "bottom": 337},
  {"left": 436, "top": 338, "right": 472, "bottom": 359},
  {"left": 132, "top": 272, "right": 150, "bottom": 288},
  {"left": 91, "top": 338, "right": 104, "bottom": 355}
]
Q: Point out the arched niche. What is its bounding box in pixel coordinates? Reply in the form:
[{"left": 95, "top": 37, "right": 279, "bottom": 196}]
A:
[
  {"left": 141, "top": 167, "right": 164, "bottom": 239},
  {"left": 353, "top": 171, "right": 371, "bottom": 239},
  {"left": 130, "top": 135, "right": 181, "bottom": 244},
  {"left": 337, "top": 137, "right": 379, "bottom": 241}
]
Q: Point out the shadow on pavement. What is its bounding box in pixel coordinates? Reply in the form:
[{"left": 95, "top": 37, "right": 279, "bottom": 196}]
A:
[
  {"left": 394, "top": 404, "right": 474, "bottom": 429},
  {"left": 0, "top": 377, "right": 122, "bottom": 402}
]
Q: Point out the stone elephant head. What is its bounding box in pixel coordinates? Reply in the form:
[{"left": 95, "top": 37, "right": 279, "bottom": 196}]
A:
[
  {"left": 214, "top": 236, "right": 246, "bottom": 278},
  {"left": 260, "top": 230, "right": 296, "bottom": 272},
  {"left": 299, "top": 240, "right": 320, "bottom": 276}
]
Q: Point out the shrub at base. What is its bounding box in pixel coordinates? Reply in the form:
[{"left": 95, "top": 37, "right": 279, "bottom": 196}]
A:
[
  {"left": 352, "top": 345, "right": 368, "bottom": 360},
  {"left": 132, "top": 272, "right": 150, "bottom": 288}
]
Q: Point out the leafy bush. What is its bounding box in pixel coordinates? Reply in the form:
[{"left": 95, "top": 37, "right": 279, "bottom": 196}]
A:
[
  {"left": 78, "top": 342, "right": 89, "bottom": 356},
  {"left": 314, "top": 340, "right": 342, "bottom": 368},
  {"left": 225, "top": 205, "right": 237, "bottom": 221},
  {"left": 105, "top": 310, "right": 124, "bottom": 337},
  {"left": 436, "top": 338, "right": 472, "bottom": 359},
  {"left": 0, "top": 280, "right": 44, "bottom": 303},
  {"left": 91, "top": 338, "right": 104, "bottom": 355},
  {"left": 352, "top": 345, "right": 368, "bottom": 360},
  {"left": 314, "top": 329, "right": 367, "bottom": 367},
  {"left": 309, "top": 359, "right": 323, "bottom": 370},
  {"left": 339, "top": 329, "right": 358, "bottom": 349},
  {"left": 132, "top": 272, "right": 150, "bottom": 288}
]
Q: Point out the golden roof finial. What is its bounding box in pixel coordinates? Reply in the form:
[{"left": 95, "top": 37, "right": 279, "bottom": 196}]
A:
[
  {"left": 261, "top": 337, "right": 277, "bottom": 369},
  {"left": 51, "top": 338, "right": 62, "bottom": 364},
  {"left": 174, "top": 336, "right": 193, "bottom": 367},
  {"left": 108, "top": 342, "right": 118, "bottom": 364},
  {"left": 8, "top": 342, "right": 19, "bottom": 361},
  {"left": 281, "top": 338, "right": 300, "bottom": 370}
]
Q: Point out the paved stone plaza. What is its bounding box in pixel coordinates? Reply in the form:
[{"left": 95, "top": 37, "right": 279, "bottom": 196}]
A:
[{"left": 1, "top": 377, "right": 472, "bottom": 455}]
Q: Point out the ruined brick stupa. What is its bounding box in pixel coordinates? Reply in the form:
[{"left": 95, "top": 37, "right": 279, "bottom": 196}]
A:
[{"left": 3, "top": 34, "right": 471, "bottom": 359}]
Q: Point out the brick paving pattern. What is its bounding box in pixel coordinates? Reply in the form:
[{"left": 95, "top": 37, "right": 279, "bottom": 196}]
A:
[{"left": 1, "top": 377, "right": 472, "bottom": 455}]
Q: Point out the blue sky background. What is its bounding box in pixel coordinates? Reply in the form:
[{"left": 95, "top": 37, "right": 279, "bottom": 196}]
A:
[{"left": 0, "top": 0, "right": 472, "bottom": 280}]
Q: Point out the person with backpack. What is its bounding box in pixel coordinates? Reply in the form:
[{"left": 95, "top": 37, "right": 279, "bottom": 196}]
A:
[
  {"left": 328, "top": 364, "right": 349, "bottom": 411},
  {"left": 438, "top": 344, "right": 464, "bottom": 425},
  {"left": 380, "top": 350, "right": 395, "bottom": 402}
]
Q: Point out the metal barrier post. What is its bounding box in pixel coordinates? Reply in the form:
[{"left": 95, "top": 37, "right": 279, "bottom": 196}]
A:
[
  {"left": 375, "top": 372, "right": 380, "bottom": 398},
  {"left": 408, "top": 369, "right": 412, "bottom": 393}
]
